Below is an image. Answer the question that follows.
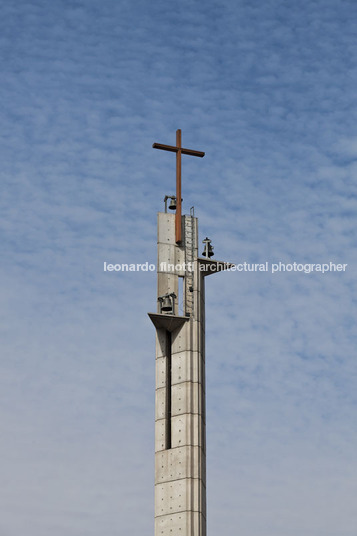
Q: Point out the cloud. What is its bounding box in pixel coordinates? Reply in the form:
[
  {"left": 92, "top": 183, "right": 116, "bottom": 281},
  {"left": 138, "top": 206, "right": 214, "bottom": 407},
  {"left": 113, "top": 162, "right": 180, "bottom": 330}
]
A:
[{"left": 0, "top": 0, "right": 356, "bottom": 534}]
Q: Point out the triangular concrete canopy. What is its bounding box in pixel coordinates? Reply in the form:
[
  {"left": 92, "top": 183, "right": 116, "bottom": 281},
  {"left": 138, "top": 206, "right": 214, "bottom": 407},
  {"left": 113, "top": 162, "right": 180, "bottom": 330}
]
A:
[
  {"left": 197, "top": 257, "right": 235, "bottom": 276},
  {"left": 148, "top": 313, "right": 189, "bottom": 332}
]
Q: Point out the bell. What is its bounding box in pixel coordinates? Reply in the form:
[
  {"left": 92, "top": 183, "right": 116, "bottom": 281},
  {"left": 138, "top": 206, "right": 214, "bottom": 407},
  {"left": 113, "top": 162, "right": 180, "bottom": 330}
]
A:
[
  {"left": 206, "top": 245, "right": 214, "bottom": 258},
  {"left": 202, "top": 237, "right": 214, "bottom": 258},
  {"left": 161, "top": 295, "right": 173, "bottom": 312},
  {"left": 168, "top": 197, "right": 176, "bottom": 210}
]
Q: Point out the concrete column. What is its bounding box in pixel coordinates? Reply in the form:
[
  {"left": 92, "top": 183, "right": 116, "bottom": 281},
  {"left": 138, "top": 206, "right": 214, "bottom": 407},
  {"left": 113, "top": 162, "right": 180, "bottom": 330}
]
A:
[{"left": 149, "top": 211, "right": 229, "bottom": 536}]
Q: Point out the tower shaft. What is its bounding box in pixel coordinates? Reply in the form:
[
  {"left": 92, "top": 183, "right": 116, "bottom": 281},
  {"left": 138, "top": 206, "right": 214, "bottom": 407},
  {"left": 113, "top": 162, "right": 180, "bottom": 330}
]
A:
[
  {"left": 149, "top": 209, "right": 230, "bottom": 536},
  {"left": 151, "top": 212, "right": 206, "bottom": 536}
]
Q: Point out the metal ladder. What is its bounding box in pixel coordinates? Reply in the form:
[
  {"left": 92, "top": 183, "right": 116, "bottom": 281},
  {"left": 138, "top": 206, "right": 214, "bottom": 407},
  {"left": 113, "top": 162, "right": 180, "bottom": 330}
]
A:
[{"left": 184, "top": 212, "right": 195, "bottom": 317}]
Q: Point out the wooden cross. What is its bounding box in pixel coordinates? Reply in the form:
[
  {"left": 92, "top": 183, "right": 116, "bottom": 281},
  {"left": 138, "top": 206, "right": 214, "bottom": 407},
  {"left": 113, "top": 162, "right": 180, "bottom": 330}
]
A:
[{"left": 153, "top": 129, "right": 205, "bottom": 243}]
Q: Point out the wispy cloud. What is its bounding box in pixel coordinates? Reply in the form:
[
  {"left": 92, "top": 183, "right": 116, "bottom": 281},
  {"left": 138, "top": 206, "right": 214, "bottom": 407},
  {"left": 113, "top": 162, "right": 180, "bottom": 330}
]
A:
[{"left": 0, "top": 0, "right": 356, "bottom": 534}]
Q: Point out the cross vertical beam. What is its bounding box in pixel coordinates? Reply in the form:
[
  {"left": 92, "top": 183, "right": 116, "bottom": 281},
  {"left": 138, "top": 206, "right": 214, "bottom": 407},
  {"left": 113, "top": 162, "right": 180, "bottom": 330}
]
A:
[
  {"left": 153, "top": 129, "right": 205, "bottom": 244},
  {"left": 175, "top": 129, "right": 182, "bottom": 243}
]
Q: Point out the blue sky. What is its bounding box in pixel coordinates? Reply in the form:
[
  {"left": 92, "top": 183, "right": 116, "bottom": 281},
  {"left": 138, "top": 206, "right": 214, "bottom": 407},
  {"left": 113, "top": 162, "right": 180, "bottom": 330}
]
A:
[{"left": 0, "top": 0, "right": 356, "bottom": 534}]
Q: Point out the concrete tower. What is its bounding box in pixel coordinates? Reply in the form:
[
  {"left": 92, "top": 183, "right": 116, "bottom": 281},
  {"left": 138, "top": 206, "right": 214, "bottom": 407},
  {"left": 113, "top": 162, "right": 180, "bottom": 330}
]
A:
[{"left": 149, "top": 130, "right": 230, "bottom": 536}]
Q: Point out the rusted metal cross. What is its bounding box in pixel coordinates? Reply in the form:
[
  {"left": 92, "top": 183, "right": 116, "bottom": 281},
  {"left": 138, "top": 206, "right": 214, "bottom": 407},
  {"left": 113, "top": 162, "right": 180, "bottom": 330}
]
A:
[{"left": 153, "top": 129, "right": 205, "bottom": 243}]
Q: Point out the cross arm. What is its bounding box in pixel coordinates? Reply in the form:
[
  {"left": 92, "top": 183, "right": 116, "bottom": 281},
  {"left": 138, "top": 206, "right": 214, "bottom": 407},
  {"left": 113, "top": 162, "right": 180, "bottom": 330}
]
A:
[{"left": 152, "top": 143, "right": 205, "bottom": 158}]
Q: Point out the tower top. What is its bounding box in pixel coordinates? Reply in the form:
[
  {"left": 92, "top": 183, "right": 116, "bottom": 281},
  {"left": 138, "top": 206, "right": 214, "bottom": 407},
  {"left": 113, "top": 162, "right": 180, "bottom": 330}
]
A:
[{"left": 153, "top": 129, "right": 205, "bottom": 244}]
